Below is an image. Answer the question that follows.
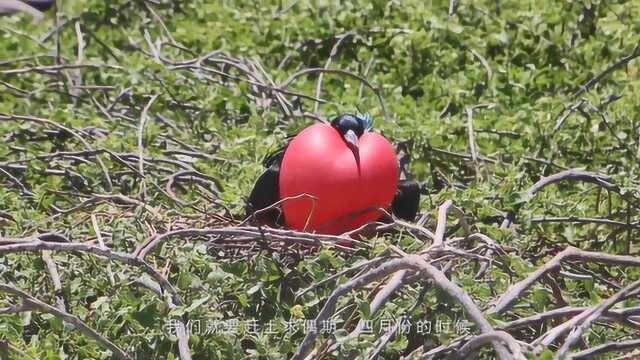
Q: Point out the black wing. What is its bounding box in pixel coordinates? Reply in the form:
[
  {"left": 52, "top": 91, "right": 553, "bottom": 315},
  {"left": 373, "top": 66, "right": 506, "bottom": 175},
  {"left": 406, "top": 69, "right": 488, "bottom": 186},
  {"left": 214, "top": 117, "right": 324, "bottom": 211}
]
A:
[
  {"left": 26, "top": 0, "right": 55, "bottom": 11},
  {"left": 391, "top": 180, "right": 421, "bottom": 221},
  {"left": 245, "top": 146, "right": 288, "bottom": 225}
]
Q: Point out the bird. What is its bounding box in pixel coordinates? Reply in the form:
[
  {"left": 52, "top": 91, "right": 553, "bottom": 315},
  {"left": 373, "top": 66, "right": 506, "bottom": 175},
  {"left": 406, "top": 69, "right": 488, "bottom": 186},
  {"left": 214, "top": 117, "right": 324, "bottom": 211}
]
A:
[{"left": 246, "top": 113, "right": 420, "bottom": 235}]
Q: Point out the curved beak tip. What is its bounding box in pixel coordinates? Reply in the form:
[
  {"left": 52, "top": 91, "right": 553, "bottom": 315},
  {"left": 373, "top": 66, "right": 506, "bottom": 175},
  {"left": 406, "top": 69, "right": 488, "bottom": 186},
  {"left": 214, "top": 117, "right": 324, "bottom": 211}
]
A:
[{"left": 344, "top": 130, "right": 359, "bottom": 150}]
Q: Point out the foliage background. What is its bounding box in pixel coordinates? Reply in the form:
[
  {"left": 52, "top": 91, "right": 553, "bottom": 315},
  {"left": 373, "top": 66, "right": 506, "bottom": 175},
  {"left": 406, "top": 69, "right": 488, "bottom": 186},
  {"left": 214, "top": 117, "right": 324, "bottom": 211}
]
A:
[{"left": 1, "top": 0, "right": 640, "bottom": 358}]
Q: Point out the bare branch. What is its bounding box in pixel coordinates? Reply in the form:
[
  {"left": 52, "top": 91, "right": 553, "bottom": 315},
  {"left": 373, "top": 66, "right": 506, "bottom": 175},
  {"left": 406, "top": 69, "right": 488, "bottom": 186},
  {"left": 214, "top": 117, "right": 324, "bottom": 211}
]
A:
[
  {"left": 280, "top": 67, "right": 388, "bottom": 121},
  {"left": 134, "top": 277, "right": 192, "bottom": 360},
  {"left": 433, "top": 200, "right": 469, "bottom": 247},
  {"left": 134, "top": 226, "right": 369, "bottom": 259},
  {"left": 530, "top": 216, "right": 640, "bottom": 229},
  {"left": 138, "top": 94, "right": 160, "bottom": 199},
  {"left": 41, "top": 251, "right": 66, "bottom": 312},
  {"left": 547, "top": 277, "right": 640, "bottom": 357},
  {"left": 0, "top": 0, "right": 44, "bottom": 22},
  {"left": 0, "top": 113, "right": 113, "bottom": 191},
  {"left": 489, "top": 246, "right": 640, "bottom": 315},
  {"left": 91, "top": 214, "right": 116, "bottom": 286},
  {"left": 291, "top": 254, "right": 519, "bottom": 360},
  {"left": 314, "top": 32, "right": 355, "bottom": 113},
  {"left": 0, "top": 338, "right": 37, "bottom": 360},
  {"left": 0, "top": 235, "right": 181, "bottom": 306},
  {"left": 526, "top": 169, "right": 618, "bottom": 199},
  {"left": 449, "top": 331, "right": 526, "bottom": 360},
  {"left": 500, "top": 305, "right": 640, "bottom": 332},
  {"left": 571, "top": 339, "right": 640, "bottom": 360},
  {"left": 572, "top": 42, "right": 640, "bottom": 98},
  {"left": 0, "top": 282, "right": 130, "bottom": 359}
]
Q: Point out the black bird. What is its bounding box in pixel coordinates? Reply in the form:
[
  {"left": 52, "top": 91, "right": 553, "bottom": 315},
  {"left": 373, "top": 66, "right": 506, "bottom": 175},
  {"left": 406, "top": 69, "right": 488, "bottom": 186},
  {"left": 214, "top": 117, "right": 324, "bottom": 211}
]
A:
[{"left": 246, "top": 113, "right": 421, "bottom": 227}]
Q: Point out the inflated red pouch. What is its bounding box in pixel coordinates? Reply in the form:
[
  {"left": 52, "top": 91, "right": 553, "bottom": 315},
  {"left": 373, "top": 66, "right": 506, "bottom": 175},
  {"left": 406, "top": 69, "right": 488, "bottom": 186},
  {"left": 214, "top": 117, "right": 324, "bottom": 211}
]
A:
[{"left": 279, "top": 124, "right": 399, "bottom": 234}]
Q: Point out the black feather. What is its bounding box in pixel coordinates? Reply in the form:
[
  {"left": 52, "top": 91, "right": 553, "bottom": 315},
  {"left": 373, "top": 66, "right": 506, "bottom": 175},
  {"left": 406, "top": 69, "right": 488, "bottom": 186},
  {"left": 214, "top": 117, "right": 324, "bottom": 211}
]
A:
[
  {"left": 25, "top": 0, "right": 55, "bottom": 11},
  {"left": 391, "top": 180, "right": 421, "bottom": 221},
  {"left": 246, "top": 148, "right": 286, "bottom": 225}
]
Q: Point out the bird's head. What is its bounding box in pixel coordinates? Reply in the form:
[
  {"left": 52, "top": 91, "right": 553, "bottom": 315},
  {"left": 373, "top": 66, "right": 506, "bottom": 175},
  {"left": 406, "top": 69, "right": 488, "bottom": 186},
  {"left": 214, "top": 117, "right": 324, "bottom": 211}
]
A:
[{"left": 330, "top": 113, "right": 373, "bottom": 151}]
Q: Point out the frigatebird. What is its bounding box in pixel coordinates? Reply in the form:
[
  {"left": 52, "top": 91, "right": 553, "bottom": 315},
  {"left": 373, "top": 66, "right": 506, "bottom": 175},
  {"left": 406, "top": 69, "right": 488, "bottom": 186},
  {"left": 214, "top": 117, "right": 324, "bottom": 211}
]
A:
[{"left": 246, "top": 113, "right": 420, "bottom": 233}]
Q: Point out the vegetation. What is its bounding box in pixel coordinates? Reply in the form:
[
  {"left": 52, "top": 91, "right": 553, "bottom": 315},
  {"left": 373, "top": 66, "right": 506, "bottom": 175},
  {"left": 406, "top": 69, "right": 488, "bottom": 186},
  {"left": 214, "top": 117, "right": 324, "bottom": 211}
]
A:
[{"left": 1, "top": 0, "right": 640, "bottom": 359}]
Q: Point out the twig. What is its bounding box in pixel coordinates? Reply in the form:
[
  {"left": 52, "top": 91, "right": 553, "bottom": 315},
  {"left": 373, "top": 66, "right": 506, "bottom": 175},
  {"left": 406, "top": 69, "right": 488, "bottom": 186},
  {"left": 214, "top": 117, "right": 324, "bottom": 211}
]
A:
[
  {"left": 465, "top": 107, "right": 481, "bottom": 178},
  {"left": 0, "top": 282, "right": 130, "bottom": 359},
  {"left": 0, "top": 63, "right": 123, "bottom": 75},
  {"left": 0, "top": 166, "right": 34, "bottom": 196},
  {"left": 291, "top": 255, "right": 517, "bottom": 360},
  {"left": 280, "top": 67, "right": 388, "bottom": 121},
  {"left": 41, "top": 251, "right": 66, "bottom": 312},
  {"left": 134, "top": 226, "right": 368, "bottom": 259},
  {"left": 469, "top": 48, "right": 492, "bottom": 83},
  {"left": 530, "top": 216, "right": 640, "bottom": 229},
  {"left": 553, "top": 99, "right": 585, "bottom": 133},
  {"left": 432, "top": 200, "right": 468, "bottom": 247},
  {"left": 0, "top": 0, "right": 44, "bottom": 22},
  {"left": 138, "top": 94, "right": 160, "bottom": 199},
  {"left": 465, "top": 104, "right": 495, "bottom": 180},
  {"left": 549, "top": 277, "right": 640, "bottom": 358},
  {"left": 54, "top": 194, "right": 162, "bottom": 220},
  {"left": 0, "top": 339, "right": 37, "bottom": 360},
  {"left": 500, "top": 305, "right": 640, "bottom": 332},
  {"left": 143, "top": 1, "right": 177, "bottom": 45},
  {"left": 0, "top": 113, "right": 113, "bottom": 191},
  {"left": 358, "top": 57, "right": 375, "bottom": 98},
  {"left": 0, "top": 235, "right": 181, "bottom": 306},
  {"left": 313, "top": 32, "right": 354, "bottom": 113},
  {"left": 489, "top": 246, "right": 640, "bottom": 315},
  {"left": 571, "top": 339, "right": 640, "bottom": 359},
  {"left": 449, "top": 331, "right": 526, "bottom": 360},
  {"left": 448, "top": 0, "right": 458, "bottom": 17},
  {"left": 134, "top": 277, "right": 192, "bottom": 360},
  {"left": 526, "top": 169, "right": 617, "bottom": 198},
  {"left": 572, "top": 42, "right": 640, "bottom": 98},
  {"left": 91, "top": 214, "right": 116, "bottom": 286},
  {"left": 294, "top": 255, "right": 389, "bottom": 299},
  {"left": 74, "top": 20, "right": 85, "bottom": 88}
]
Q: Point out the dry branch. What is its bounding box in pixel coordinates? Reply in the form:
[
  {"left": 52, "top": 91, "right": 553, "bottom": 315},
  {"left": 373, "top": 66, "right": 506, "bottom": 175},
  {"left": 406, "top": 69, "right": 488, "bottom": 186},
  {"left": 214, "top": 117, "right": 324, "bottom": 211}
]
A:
[
  {"left": 134, "top": 277, "right": 192, "bottom": 360},
  {"left": 41, "top": 251, "right": 66, "bottom": 312},
  {"left": 526, "top": 169, "right": 618, "bottom": 199},
  {"left": 530, "top": 216, "right": 640, "bottom": 229},
  {"left": 0, "top": 338, "right": 37, "bottom": 360},
  {"left": 500, "top": 305, "right": 640, "bottom": 332},
  {"left": 134, "top": 226, "right": 369, "bottom": 259},
  {"left": 489, "top": 246, "right": 640, "bottom": 315},
  {"left": 541, "top": 277, "right": 640, "bottom": 358},
  {"left": 572, "top": 42, "right": 640, "bottom": 98},
  {"left": 432, "top": 200, "right": 469, "bottom": 247},
  {"left": 570, "top": 339, "right": 640, "bottom": 359},
  {"left": 0, "top": 113, "right": 113, "bottom": 191},
  {"left": 0, "top": 235, "right": 181, "bottom": 306},
  {"left": 280, "top": 67, "right": 388, "bottom": 120},
  {"left": 0, "top": 282, "right": 130, "bottom": 359},
  {"left": 291, "top": 255, "right": 519, "bottom": 360},
  {"left": 137, "top": 94, "right": 160, "bottom": 199},
  {"left": 448, "top": 331, "right": 526, "bottom": 360},
  {"left": 0, "top": 233, "right": 192, "bottom": 359}
]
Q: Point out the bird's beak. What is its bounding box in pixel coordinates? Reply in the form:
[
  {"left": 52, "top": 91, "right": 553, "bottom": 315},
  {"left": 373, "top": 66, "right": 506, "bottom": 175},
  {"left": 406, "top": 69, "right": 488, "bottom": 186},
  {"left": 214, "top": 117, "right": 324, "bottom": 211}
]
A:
[{"left": 344, "top": 129, "right": 359, "bottom": 150}]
